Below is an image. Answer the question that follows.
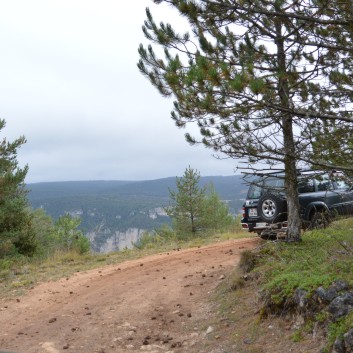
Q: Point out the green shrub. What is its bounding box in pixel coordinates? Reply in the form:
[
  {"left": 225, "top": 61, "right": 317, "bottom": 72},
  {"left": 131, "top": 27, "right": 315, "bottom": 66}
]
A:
[
  {"left": 72, "top": 236, "right": 90, "bottom": 254},
  {"left": 133, "top": 225, "right": 177, "bottom": 249}
]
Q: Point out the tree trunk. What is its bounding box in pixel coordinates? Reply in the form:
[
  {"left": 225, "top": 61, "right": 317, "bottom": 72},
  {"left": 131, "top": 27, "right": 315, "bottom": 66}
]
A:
[
  {"left": 275, "top": 19, "right": 302, "bottom": 241},
  {"left": 282, "top": 117, "right": 302, "bottom": 242}
]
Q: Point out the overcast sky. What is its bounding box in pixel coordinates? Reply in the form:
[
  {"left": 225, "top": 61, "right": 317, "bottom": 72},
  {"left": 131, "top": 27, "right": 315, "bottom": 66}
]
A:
[{"left": 0, "top": 1, "right": 238, "bottom": 183}]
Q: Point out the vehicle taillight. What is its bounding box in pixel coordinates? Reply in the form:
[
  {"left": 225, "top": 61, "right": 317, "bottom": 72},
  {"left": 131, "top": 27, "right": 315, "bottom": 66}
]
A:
[{"left": 242, "top": 207, "right": 246, "bottom": 218}]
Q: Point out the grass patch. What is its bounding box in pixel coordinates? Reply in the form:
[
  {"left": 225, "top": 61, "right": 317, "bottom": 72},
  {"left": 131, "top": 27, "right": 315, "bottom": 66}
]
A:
[
  {"left": 257, "top": 220, "right": 353, "bottom": 302},
  {"left": 213, "top": 218, "right": 353, "bottom": 351},
  {"left": 291, "top": 329, "right": 304, "bottom": 342}
]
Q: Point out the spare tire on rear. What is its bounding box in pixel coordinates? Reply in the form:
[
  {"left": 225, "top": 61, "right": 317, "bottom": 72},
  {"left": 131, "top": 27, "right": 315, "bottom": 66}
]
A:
[{"left": 257, "top": 193, "right": 287, "bottom": 223}]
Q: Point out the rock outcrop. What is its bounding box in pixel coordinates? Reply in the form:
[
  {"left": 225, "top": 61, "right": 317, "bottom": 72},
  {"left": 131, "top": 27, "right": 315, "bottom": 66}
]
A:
[{"left": 263, "top": 280, "right": 353, "bottom": 353}]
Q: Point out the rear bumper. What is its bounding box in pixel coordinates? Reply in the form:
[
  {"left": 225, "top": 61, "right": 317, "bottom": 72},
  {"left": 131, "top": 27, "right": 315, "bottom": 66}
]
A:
[{"left": 241, "top": 221, "right": 288, "bottom": 233}]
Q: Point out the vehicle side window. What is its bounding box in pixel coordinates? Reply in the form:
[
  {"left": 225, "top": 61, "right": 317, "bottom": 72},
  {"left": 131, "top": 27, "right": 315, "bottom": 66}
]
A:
[
  {"left": 263, "top": 177, "right": 284, "bottom": 190},
  {"left": 315, "top": 174, "right": 332, "bottom": 191},
  {"left": 332, "top": 173, "right": 352, "bottom": 191},
  {"left": 298, "top": 178, "right": 315, "bottom": 193}
]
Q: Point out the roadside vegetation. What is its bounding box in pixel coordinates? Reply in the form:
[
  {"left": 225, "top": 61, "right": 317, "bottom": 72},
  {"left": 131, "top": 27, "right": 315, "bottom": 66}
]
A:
[{"left": 216, "top": 217, "right": 353, "bottom": 352}]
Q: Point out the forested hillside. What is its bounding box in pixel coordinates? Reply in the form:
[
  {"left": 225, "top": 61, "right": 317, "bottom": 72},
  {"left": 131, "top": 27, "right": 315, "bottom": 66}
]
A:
[{"left": 27, "top": 175, "right": 247, "bottom": 252}]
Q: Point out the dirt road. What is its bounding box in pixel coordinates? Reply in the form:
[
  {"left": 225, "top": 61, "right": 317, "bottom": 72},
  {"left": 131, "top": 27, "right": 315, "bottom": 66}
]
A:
[{"left": 0, "top": 238, "right": 260, "bottom": 353}]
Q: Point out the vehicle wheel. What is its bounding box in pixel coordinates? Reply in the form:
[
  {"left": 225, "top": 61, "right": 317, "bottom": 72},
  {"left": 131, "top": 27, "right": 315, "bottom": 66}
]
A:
[
  {"left": 309, "top": 211, "right": 330, "bottom": 230},
  {"left": 257, "top": 193, "right": 287, "bottom": 223}
]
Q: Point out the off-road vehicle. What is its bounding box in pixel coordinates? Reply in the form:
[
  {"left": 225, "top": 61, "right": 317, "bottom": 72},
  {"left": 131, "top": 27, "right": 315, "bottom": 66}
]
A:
[{"left": 241, "top": 170, "right": 353, "bottom": 238}]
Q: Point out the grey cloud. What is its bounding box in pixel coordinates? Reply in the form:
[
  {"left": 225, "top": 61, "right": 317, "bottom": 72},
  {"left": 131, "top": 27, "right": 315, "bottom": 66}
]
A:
[{"left": 1, "top": 1, "right": 238, "bottom": 183}]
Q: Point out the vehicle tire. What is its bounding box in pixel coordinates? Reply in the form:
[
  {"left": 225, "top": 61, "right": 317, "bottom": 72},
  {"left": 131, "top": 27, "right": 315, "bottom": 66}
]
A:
[
  {"left": 257, "top": 193, "right": 287, "bottom": 223},
  {"left": 308, "top": 211, "right": 330, "bottom": 230}
]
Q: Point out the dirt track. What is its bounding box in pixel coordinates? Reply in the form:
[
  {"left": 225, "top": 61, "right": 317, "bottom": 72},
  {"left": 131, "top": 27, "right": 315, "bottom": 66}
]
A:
[{"left": 0, "top": 238, "right": 260, "bottom": 353}]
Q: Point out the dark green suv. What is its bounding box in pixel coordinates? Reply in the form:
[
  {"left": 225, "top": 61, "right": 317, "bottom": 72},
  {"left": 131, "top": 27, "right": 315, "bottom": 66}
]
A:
[{"left": 241, "top": 170, "right": 353, "bottom": 238}]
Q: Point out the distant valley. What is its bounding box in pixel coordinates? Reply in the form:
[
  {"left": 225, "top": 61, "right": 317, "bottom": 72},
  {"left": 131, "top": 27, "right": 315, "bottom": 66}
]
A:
[{"left": 27, "top": 175, "right": 248, "bottom": 252}]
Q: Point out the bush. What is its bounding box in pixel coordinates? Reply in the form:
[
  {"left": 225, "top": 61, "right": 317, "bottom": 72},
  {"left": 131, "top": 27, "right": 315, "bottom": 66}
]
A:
[
  {"left": 72, "top": 236, "right": 90, "bottom": 254},
  {"left": 133, "top": 225, "right": 176, "bottom": 249}
]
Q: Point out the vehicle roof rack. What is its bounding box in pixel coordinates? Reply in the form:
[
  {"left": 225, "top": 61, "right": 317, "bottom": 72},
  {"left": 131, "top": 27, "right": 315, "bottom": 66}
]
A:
[
  {"left": 243, "top": 168, "right": 337, "bottom": 177},
  {"left": 244, "top": 168, "right": 332, "bottom": 178},
  {"left": 296, "top": 169, "right": 332, "bottom": 175},
  {"left": 244, "top": 169, "right": 285, "bottom": 177}
]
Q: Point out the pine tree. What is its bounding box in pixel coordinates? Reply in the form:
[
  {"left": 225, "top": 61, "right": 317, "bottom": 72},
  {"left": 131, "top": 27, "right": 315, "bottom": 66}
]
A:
[
  {"left": 200, "top": 184, "right": 233, "bottom": 234},
  {"left": 0, "top": 119, "right": 35, "bottom": 257},
  {"left": 138, "top": 0, "right": 353, "bottom": 241},
  {"left": 166, "top": 166, "right": 206, "bottom": 237},
  {"left": 166, "top": 167, "right": 233, "bottom": 238}
]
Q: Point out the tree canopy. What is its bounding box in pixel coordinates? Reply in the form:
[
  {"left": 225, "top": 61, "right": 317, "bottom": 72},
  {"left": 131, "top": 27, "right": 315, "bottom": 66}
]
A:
[{"left": 138, "top": 0, "right": 353, "bottom": 241}]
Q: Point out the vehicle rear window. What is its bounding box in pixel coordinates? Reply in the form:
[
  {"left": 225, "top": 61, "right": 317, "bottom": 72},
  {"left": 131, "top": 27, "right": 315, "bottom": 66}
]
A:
[
  {"left": 247, "top": 183, "right": 262, "bottom": 199},
  {"left": 246, "top": 176, "right": 284, "bottom": 199}
]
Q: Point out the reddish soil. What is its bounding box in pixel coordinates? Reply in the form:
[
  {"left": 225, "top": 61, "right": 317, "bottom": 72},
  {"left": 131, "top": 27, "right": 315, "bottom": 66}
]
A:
[{"left": 0, "top": 238, "right": 261, "bottom": 353}]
